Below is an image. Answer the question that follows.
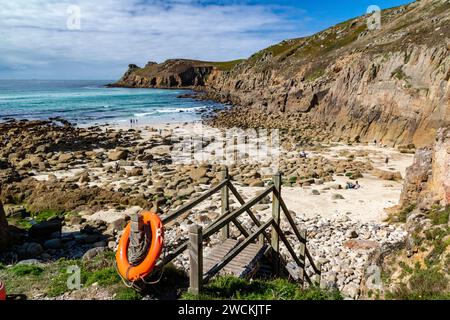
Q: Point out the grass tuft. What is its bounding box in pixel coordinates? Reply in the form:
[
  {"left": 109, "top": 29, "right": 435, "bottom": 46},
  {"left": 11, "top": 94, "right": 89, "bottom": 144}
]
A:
[{"left": 181, "top": 276, "right": 342, "bottom": 300}]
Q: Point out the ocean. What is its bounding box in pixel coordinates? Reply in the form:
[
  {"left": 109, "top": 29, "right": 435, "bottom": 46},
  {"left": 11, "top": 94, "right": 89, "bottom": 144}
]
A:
[{"left": 0, "top": 80, "right": 224, "bottom": 126}]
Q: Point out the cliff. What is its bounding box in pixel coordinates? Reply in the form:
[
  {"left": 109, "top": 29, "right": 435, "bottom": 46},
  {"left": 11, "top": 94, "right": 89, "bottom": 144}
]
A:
[
  {"left": 114, "top": 0, "right": 450, "bottom": 147},
  {"left": 400, "top": 127, "right": 450, "bottom": 210},
  {"left": 110, "top": 59, "right": 242, "bottom": 89}
]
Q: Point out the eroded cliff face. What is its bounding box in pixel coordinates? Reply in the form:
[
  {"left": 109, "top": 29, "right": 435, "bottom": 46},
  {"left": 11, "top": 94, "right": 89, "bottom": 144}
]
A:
[
  {"left": 110, "top": 59, "right": 217, "bottom": 88},
  {"left": 400, "top": 127, "right": 450, "bottom": 209},
  {"left": 114, "top": 0, "right": 450, "bottom": 147}
]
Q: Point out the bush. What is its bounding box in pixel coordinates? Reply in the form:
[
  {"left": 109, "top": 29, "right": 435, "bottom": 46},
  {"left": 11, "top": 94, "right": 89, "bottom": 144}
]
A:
[
  {"left": 387, "top": 265, "right": 449, "bottom": 300},
  {"left": 397, "top": 204, "right": 416, "bottom": 223},
  {"left": 428, "top": 206, "right": 450, "bottom": 225},
  {"left": 10, "top": 264, "right": 44, "bottom": 276}
]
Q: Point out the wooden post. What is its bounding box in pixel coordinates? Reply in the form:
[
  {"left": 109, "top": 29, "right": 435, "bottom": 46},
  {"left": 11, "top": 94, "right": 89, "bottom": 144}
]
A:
[
  {"left": 315, "top": 262, "right": 322, "bottom": 287},
  {"left": 188, "top": 224, "right": 203, "bottom": 295},
  {"left": 298, "top": 229, "right": 307, "bottom": 287},
  {"left": 220, "top": 167, "right": 230, "bottom": 241},
  {"left": 271, "top": 172, "right": 281, "bottom": 275}
]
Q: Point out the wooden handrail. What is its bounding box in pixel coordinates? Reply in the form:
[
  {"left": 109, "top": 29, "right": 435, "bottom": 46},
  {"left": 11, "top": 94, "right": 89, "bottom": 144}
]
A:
[
  {"left": 155, "top": 170, "right": 321, "bottom": 290},
  {"left": 203, "top": 218, "right": 274, "bottom": 282},
  {"left": 161, "top": 179, "right": 229, "bottom": 225},
  {"left": 271, "top": 221, "right": 305, "bottom": 270},
  {"left": 227, "top": 181, "right": 272, "bottom": 243},
  {"left": 273, "top": 187, "right": 321, "bottom": 277},
  {"left": 158, "top": 187, "right": 273, "bottom": 265},
  {"left": 203, "top": 186, "right": 274, "bottom": 239},
  {"left": 272, "top": 188, "right": 304, "bottom": 243}
]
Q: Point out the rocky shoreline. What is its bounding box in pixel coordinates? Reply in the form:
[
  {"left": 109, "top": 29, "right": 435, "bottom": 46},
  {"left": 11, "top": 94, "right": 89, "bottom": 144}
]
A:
[{"left": 0, "top": 118, "right": 418, "bottom": 299}]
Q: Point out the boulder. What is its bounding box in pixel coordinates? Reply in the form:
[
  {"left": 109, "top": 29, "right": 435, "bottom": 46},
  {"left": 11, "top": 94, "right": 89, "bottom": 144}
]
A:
[
  {"left": 82, "top": 247, "right": 109, "bottom": 261},
  {"left": 332, "top": 193, "right": 345, "bottom": 200},
  {"left": 189, "top": 166, "right": 209, "bottom": 181},
  {"left": 29, "top": 219, "right": 62, "bottom": 238},
  {"left": 244, "top": 178, "right": 264, "bottom": 187},
  {"left": 44, "top": 238, "right": 63, "bottom": 249},
  {"left": 128, "top": 167, "right": 143, "bottom": 177},
  {"left": 343, "top": 239, "right": 380, "bottom": 250},
  {"left": 58, "top": 153, "right": 74, "bottom": 163},
  {"left": 373, "top": 169, "right": 402, "bottom": 181},
  {"left": 17, "top": 242, "right": 44, "bottom": 258},
  {"left": 108, "top": 149, "right": 128, "bottom": 161},
  {"left": 148, "top": 145, "right": 171, "bottom": 157}
]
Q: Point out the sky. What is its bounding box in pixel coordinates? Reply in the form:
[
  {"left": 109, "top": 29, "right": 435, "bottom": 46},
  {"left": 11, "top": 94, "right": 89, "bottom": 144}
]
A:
[{"left": 0, "top": 0, "right": 414, "bottom": 80}]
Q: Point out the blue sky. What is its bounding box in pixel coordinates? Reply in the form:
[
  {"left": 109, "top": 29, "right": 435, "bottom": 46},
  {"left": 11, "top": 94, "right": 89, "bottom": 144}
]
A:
[{"left": 0, "top": 0, "right": 414, "bottom": 80}]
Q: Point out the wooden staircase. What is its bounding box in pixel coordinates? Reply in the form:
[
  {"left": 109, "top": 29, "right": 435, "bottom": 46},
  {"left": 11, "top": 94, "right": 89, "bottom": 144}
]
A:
[
  {"left": 203, "top": 238, "right": 267, "bottom": 278},
  {"left": 152, "top": 168, "right": 322, "bottom": 294}
]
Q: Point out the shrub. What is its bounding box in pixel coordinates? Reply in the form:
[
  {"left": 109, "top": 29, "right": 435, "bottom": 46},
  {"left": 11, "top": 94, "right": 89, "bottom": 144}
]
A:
[
  {"left": 10, "top": 264, "right": 44, "bottom": 276},
  {"left": 387, "top": 266, "right": 449, "bottom": 300}
]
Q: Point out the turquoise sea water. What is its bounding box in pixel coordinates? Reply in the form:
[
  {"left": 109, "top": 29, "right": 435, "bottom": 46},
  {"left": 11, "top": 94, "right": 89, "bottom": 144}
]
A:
[{"left": 0, "top": 80, "right": 224, "bottom": 125}]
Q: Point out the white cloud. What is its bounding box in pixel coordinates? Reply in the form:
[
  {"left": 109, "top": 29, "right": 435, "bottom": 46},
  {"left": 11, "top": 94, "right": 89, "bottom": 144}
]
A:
[{"left": 0, "top": 0, "right": 311, "bottom": 79}]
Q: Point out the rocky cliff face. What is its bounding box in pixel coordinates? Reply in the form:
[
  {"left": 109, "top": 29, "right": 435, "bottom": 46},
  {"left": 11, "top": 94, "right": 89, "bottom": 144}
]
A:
[
  {"left": 400, "top": 127, "right": 450, "bottom": 209},
  {"left": 114, "top": 0, "right": 450, "bottom": 147},
  {"left": 204, "top": 0, "right": 450, "bottom": 147},
  {"left": 110, "top": 59, "right": 221, "bottom": 89}
]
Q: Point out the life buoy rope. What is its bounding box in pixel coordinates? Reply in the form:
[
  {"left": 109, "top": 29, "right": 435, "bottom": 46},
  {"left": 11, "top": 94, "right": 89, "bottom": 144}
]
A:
[{"left": 115, "top": 210, "right": 164, "bottom": 285}]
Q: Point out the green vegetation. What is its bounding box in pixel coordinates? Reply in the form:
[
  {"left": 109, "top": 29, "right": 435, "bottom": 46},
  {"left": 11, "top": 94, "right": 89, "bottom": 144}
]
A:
[
  {"left": 387, "top": 203, "right": 416, "bottom": 223},
  {"left": 114, "top": 287, "right": 143, "bottom": 300},
  {"left": 386, "top": 265, "right": 450, "bottom": 300},
  {"left": 211, "top": 60, "right": 244, "bottom": 72},
  {"left": 288, "top": 176, "right": 298, "bottom": 184},
  {"left": 7, "top": 217, "right": 33, "bottom": 230},
  {"left": 9, "top": 264, "right": 44, "bottom": 277},
  {"left": 85, "top": 267, "right": 120, "bottom": 287},
  {"left": 266, "top": 40, "right": 302, "bottom": 58},
  {"left": 0, "top": 250, "right": 124, "bottom": 298},
  {"left": 182, "top": 276, "right": 342, "bottom": 300},
  {"left": 391, "top": 66, "right": 410, "bottom": 81},
  {"left": 7, "top": 209, "right": 68, "bottom": 231},
  {"left": 32, "top": 209, "right": 65, "bottom": 223},
  {"left": 383, "top": 203, "right": 450, "bottom": 300},
  {"left": 305, "top": 67, "right": 326, "bottom": 81},
  {"left": 427, "top": 206, "right": 450, "bottom": 226}
]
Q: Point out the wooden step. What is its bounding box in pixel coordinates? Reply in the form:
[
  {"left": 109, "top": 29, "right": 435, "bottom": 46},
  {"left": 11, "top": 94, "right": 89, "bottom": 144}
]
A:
[{"left": 203, "top": 238, "right": 266, "bottom": 278}]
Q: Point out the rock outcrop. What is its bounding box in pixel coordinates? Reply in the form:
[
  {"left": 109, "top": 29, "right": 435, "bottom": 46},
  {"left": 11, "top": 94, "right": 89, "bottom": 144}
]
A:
[
  {"left": 400, "top": 127, "right": 450, "bottom": 209},
  {"left": 114, "top": 0, "right": 450, "bottom": 147},
  {"left": 110, "top": 59, "right": 224, "bottom": 89}
]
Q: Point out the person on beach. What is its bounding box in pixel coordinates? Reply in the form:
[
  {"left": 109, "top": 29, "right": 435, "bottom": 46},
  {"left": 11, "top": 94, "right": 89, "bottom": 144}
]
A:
[
  {"left": 346, "top": 181, "right": 361, "bottom": 190},
  {"left": 385, "top": 156, "right": 389, "bottom": 166}
]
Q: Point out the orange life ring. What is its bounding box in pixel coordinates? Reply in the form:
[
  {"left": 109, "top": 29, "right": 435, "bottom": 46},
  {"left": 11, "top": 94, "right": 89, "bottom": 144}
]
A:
[
  {"left": 116, "top": 211, "right": 164, "bottom": 282},
  {"left": 0, "top": 281, "right": 6, "bottom": 301}
]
